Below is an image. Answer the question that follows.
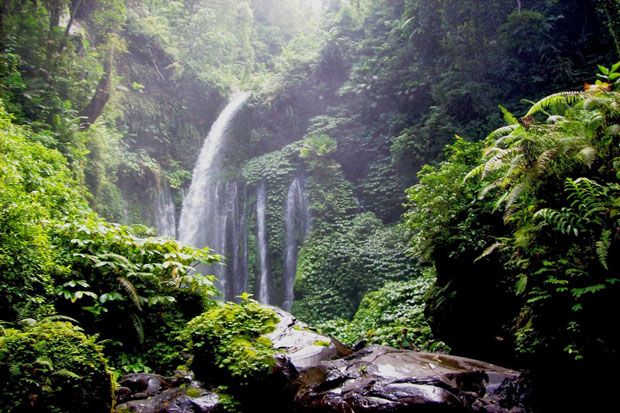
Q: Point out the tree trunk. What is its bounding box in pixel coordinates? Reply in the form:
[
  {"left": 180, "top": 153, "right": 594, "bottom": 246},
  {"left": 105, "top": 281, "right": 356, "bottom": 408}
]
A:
[
  {"left": 58, "top": 0, "right": 82, "bottom": 54},
  {"left": 80, "top": 52, "right": 113, "bottom": 129}
]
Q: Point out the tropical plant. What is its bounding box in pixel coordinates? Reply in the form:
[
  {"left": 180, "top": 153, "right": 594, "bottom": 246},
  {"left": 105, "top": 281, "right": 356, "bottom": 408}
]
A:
[{"left": 0, "top": 321, "right": 113, "bottom": 413}]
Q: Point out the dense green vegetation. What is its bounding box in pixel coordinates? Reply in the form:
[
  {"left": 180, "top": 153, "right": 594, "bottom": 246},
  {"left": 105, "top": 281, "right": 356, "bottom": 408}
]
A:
[
  {"left": 320, "top": 273, "right": 449, "bottom": 352},
  {"left": 406, "top": 66, "right": 620, "bottom": 407},
  {"left": 182, "top": 294, "right": 278, "bottom": 384},
  {"left": 1, "top": 0, "right": 619, "bottom": 411},
  {"left": 0, "top": 321, "right": 113, "bottom": 413}
]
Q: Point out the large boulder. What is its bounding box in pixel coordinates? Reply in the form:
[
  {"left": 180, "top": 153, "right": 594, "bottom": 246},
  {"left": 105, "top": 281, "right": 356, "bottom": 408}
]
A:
[
  {"left": 259, "top": 308, "right": 529, "bottom": 412},
  {"left": 293, "top": 345, "right": 528, "bottom": 412},
  {"left": 266, "top": 306, "right": 344, "bottom": 370},
  {"left": 117, "top": 309, "right": 529, "bottom": 413}
]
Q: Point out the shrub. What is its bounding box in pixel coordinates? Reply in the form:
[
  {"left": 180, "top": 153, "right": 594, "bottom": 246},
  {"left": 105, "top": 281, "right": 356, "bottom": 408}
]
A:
[
  {"left": 320, "top": 273, "right": 449, "bottom": 353},
  {"left": 0, "top": 321, "right": 113, "bottom": 413},
  {"left": 182, "top": 294, "right": 279, "bottom": 384}
]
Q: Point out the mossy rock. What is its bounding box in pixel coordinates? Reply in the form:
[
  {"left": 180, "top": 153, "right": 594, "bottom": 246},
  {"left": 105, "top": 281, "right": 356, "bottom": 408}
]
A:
[
  {"left": 182, "top": 295, "right": 279, "bottom": 385},
  {"left": 0, "top": 321, "right": 113, "bottom": 413}
]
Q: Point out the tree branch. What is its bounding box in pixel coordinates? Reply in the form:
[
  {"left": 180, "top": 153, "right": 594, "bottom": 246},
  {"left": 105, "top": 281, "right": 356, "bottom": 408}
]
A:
[{"left": 58, "top": 0, "right": 82, "bottom": 54}]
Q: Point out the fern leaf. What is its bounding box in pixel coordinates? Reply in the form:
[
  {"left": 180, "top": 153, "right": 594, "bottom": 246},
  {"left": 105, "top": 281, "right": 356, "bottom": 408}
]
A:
[
  {"left": 35, "top": 356, "right": 54, "bottom": 370},
  {"left": 41, "top": 315, "right": 80, "bottom": 325},
  {"left": 474, "top": 241, "right": 503, "bottom": 262},
  {"left": 535, "top": 149, "right": 558, "bottom": 173},
  {"left": 464, "top": 163, "right": 485, "bottom": 181},
  {"left": 117, "top": 277, "right": 143, "bottom": 311},
  {"left": 499, "top": 105, "right": 520, "bottom": 125},
  {"left": 483, "top": 147, "right": 519, "bottom": 177},
  {"left": 596, "top": 229, "right": 611, "bottom": 270},
  {"left": 130, "top": 313, "right": 145, "bottom": 344},
  {"left": 487, "top": 124, "right": 519, "bottom": 142},
  {"left": 506, "top": 182, "right": 525, "bottom": 209},
  {"left": 51, "top": 369, "right": 82, "bottom": 380},
  {"left": 525, "top": 91, "right": 584, "bottom": 117}
]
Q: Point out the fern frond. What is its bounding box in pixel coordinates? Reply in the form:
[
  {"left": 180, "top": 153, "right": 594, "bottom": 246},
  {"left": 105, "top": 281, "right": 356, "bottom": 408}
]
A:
[
  {"left": 41, "top": 315, "right": 81, "bottom": 325},
  {"left": 499, "top": 105, "right": 520, "bottom": 125},
  {"left": 578, "top": 146, "right": 597, "bottom": 167},
  {"left": 487, "top": 124, "right": 519, "bottom": 142},
  {"left": 506, "top": 183, "right": 526, "bottom": 209},
  {"left": 51, "top": 369, "right": 82, "bottom": 380},
  {"left": 525, "top": 91, "right": 583, "bottom": 117},
  {"left": 35, "top": 356, "right": 54, "bottom": 370},
  {"left": 479, "top": 181, "right": 500, "bottom": 198},
  {"left": 100, "top": 252, "right": 135, "bottom": 269},
  {"left": 535, "top": 149, "right": 558, "bottom": 173},
  {"left": 464, "top": 163, "right": 485, "bottom": 181},
  {"left": 18, "top": 318, "right": 37, "bottom": 327},
  {"left": 596, "top": 229, "right": 611, "bottom": 270},
  {"left": 474, "top": 241, "right": 503, "bottom": 262},
  {"left": 130, "top": 313, "right": 145, "bottom": 344},
  {"left": 117, "top": 277, "right": 143, "bottom": 311},
  {"left": 546, "top": 115, "right": 565, "bottom": 124},
  {"left": 483, "top": 147, "right": 520, "bottom": 177}
]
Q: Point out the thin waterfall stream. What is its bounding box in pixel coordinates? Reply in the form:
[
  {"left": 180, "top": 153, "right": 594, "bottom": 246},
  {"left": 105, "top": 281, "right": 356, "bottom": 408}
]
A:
[
  {"left": 178, "top": 92, "right": 250, "bottom": 300},
  {"left": 256, "top": 183, "right": 271, "bottom": 304},
  {"left": 283, "top": 177, "right": 310, "bottom": 311}
]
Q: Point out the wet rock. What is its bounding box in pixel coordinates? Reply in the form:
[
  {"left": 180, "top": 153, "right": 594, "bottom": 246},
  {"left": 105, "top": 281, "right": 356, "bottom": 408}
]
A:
[
  {"left": 118, "top": 373, "right": 174, "bottom": 401},
  {"left": 293, "top": 345, "right": 529, "bottom": 412},
  {"left": 115, "top": 373, "right": 223, "bottom": 413},
  {"left": 115, "top": 310, "right": 529, "bottom": 413},
  {"left": 266, "top": 306, "right": 345, "bottom": 370}
]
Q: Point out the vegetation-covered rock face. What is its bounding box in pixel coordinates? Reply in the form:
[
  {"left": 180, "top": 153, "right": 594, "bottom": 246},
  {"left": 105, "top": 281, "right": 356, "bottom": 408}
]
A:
[
  {"left": 320, "top": 273, "right": 449, "bottom": 353},
  {"left": 0, "top": 321, "right": 113, "bottom": 413}
]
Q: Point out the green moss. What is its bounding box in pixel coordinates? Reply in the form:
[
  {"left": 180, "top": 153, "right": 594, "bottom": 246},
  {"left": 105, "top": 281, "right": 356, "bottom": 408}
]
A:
[
  {"left": 182, "top": 295, "right": 279, "bottom": 384},
  {"left": 185, "top": 387, "right": 203, "bottom": 398},
  {"left": 313, "top": 340, "right": 331, "bottom": 347},
  {"left": 0, "top": 321, "right": 113, "bottom": 413}
]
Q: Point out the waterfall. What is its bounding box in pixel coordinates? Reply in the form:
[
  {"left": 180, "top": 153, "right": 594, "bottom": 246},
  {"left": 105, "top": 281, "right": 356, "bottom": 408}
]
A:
[
  {"left": 178, "top": 91, "right": 250, "bottom": 300},
  {"left": 154, "top": 181, "right": 176, "bottom": 237},
  {"left": 256, "top": 183, "right": 271, "bottom": 304},
  {"left": 178, "top": 91, "right": 250, "bottom": 245},
  {"left": 282, "top": 177, "right": 310, "bottom": 311}
]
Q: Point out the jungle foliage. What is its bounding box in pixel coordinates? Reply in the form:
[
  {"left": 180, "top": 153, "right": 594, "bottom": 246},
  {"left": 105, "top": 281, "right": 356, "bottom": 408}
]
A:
[
  {"left": 405, "top": 65, "right": 620, "bottom": 392},
  {"left": 0, "top": 321, "right": 113, "bottom": 413},
  {"left": 0, "top": 0, "right": 619, "bottom": 410}
]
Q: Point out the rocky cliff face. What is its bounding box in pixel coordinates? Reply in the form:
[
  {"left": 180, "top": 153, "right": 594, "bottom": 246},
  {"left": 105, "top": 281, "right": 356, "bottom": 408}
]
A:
[{"left": 115, "top": 308, "right": 529, "bottom": 413}]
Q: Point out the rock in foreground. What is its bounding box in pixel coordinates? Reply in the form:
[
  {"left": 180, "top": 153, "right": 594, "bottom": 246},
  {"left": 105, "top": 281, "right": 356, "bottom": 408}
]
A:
[
  {"left": 115, "top": 373, "right": 223, "bottom": 413},
  {"left": 115, "top": 309, "right": 529, "bottom": 412},
  {"left": 294, "top": 345, "right": 528, "bottom": 412},
  {"left": 267, "top": 308, "right": 528, "bottom": 412}
]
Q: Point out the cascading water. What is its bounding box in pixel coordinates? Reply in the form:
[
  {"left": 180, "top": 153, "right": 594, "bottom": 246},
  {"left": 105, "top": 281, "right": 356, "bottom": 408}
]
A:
[
  {"left": 282, "top": 177, "right": 310, "bottom": 310},
  {"left": 178, "top": 91, "right": 250, "bottom": 299},
  {"left": 154, "top": 180, "right": 176, "bottom": 238},
  {"left": 256, "top": 183, "right": 271, "bottom": 304}
]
